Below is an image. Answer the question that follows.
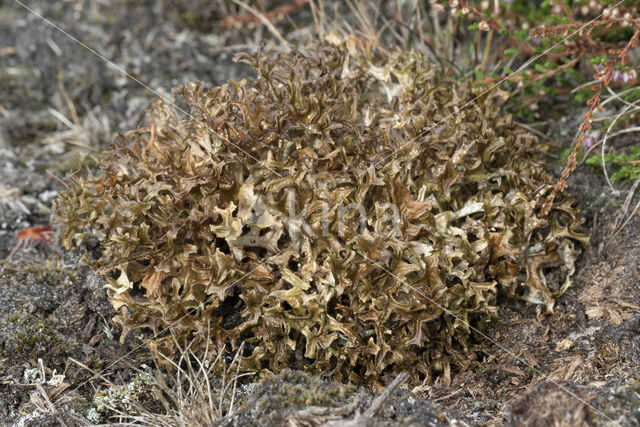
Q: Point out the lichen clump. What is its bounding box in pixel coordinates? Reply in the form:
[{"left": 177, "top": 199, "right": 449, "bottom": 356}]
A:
[{"left": 55, "top": 41, "right": 587, "bottom": 384}]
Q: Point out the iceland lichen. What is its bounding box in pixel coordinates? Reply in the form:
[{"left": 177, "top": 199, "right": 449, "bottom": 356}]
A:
[{"left": 55, "top": 40, "right": 588, "bottom": 384}]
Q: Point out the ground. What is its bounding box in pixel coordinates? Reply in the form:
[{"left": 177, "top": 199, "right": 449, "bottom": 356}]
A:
[{"left": 1, "top": 1, "right": 639, "bottom": 426}]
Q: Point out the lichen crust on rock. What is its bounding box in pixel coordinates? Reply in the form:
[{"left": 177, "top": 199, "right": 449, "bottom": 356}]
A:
[{"left": 55, "top": 40, "right": 588, "bottom": 385}]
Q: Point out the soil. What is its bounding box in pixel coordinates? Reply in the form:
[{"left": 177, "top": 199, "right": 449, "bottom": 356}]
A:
[{"left": 1, "top": 1, "right": 639, "bottom": 426}]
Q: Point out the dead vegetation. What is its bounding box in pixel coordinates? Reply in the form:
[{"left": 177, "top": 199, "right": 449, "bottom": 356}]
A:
[{"left": 55, "top": 40, "right": 588, "bottom": 386}]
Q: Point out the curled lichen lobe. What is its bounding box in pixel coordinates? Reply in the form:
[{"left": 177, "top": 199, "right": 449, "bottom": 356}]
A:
[{"left": 55, "top": 41, "right": 587, "bottom": 385}]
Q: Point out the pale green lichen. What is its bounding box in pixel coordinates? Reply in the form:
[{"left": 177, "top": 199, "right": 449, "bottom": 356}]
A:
[
  {"left": 85, "top": 407, "right": 102, "bottom": 424},
  {"left": 21, "top": 359, "right": 65, "bottom": 386},
  {"left": 94, "top": 372, "right": 155, "bottom": 414}
]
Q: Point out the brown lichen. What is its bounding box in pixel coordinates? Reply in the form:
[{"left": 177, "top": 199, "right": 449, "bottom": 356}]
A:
[{"left": 55, "top": 40, "right": 588, "bottom": 385}]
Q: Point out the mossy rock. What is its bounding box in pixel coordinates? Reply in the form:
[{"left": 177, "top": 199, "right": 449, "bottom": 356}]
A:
[{"left": 236, "top": 369, "right": 356, "bottom": 422}]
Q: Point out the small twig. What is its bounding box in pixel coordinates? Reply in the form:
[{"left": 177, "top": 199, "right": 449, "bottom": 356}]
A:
[
  {"left": 345, "top": 0, "right": 380, "bottom": 44},
  {"left": 615, "top": 173, "right": 640, "bottom": 229},
  {"left": 227, "top": 342, "right": 245, "bottom": 416},
  {"left": 605, "top": 85, "right": 640, "bottom": 109},
  {"left": 600, "top": 100, "right": 637, "bottom": 195},
  {"left": 606, "top": 197, "right": 640, "bottom": 248},
  {"left": 210, "top": 43, "right": 260, "bottom": 53},
  {"left": 34, "top": 383, "right": 70, "bottom": 427},
  {"left": 308, "top": 0, "right": 324, "bottom": 42},
  {"left": 570, "top": 79, "right": 600, "bottom": 94},
  {"left": 515, "top": 121, "right": 553, "bottom": 142},
  {"left": 480, "top": 30, "right": 493, "bottom": 76},
  {"left": 581, "top": 126, "right": 640, "bottom": 164},
  {"left": 68, "top": 357, "right": 118, "bottom": 388},
  {"left": 362, "top": 372, "right": 408, "bottom": 418},
  {"left": 600, "top": 84, "right": 640, "bottom": 107},
  {"left": 593, "top": 106, "right": 640, "bottom": 122},
  {"left": 230, "top": 0, "right": 292, "bottom": 50},
  {"left": 432, "top": 387, "right": 465, "bottom": 403},
  {"left": 57, "top": 73, "right": 79, "bottom": 125},
  {"left": 221, "top": 0, "right": 307, "bottom": 30}
]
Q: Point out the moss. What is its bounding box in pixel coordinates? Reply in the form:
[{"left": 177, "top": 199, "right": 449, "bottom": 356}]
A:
[
  {"left": 254, "top": 369, "right": 355, "bottom": 409},
  {"left": 233, "top": 369, "right": 357, "bottom": 425},
  {"left": 1, "top": 259, "right": 77, "bottom": 287},
  {"left": 55, "top": 40, "right": 588, "bottom": 385},
  {"left": 1, "top": 312, "right": 78, "bottom": 360}
]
